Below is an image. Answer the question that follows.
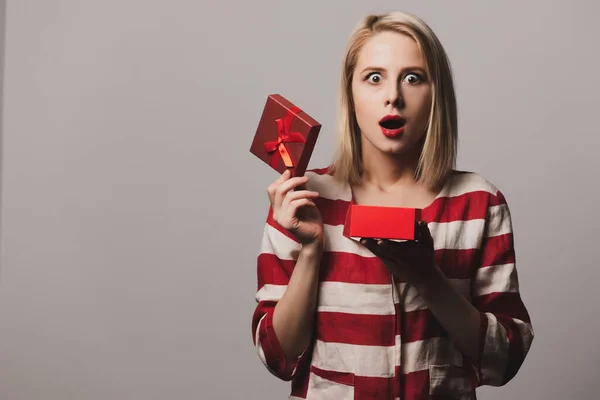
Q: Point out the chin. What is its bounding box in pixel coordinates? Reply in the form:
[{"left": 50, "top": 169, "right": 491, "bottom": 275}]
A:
[
  {"left": 380, "top": 136, "right": 411, "bottom": 153},
  {"left": 361, "top": 130, "right": 421, "bottom": 156}
]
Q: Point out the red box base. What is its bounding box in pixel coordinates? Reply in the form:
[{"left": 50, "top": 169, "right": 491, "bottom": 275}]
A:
[{"left": 343, "top": 204, "right": 422, "bottom": 241}]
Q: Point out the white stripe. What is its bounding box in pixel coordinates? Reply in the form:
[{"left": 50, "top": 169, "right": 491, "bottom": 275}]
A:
[
  {"left": 401, "top": 336, "right": 463, "bottom": 374},
  {"left": 306, "top": 371, "right": 354, "bottom": 400},
  {"left": 481, "top": 312, "right": 509, "bottom": 385},
  {"left": 312, "top": 339, "right": 395, "bottom": 378},
  {"left": 311, "top": 279, "right": 473, "bottom": 315},
  {"left": 288, "top": 397, "right": 305, "bottom": 400},
  {"left": 311, "top": 336, "right": 462, "bottom": 378},
  {"left": 444, "top": 172, "right": 498, "bottom": 198},
  {"left": 256, "top": 284, "right": 287, "bottom": 303},
  {"left": 399, "top": 279, "right": 472, "bottom": 312},
  {"left": 323, "top": 224, "right": 376, "bottom": 256},
  {"left": 474, "top": 263, "right": 518, "bottom": 296},
  {"left": 486, "top": 204, "right": 512, "bottom": 238},
  {"left": 317, "top": 282, "right": 395, "bottom": 315},
  {"left": 427, "top": 219, "right": 486, "bottom": 250},
  {"left": 324, "top": 219, "right": 487, "bottom": 254},
  {"left": 305, "top": 171, "right": 352, "bottom": 201},
  {"left": 260, "top": 224, "right": 301, "bottom": 261}
]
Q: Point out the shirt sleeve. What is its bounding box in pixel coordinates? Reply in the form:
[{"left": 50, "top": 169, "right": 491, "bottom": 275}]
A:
[
  {"left": 251, "top": 206, "right": 307, "bottom": 381},
  {"left": 468, "top": 189, "right": 535, "bottom": 387}
]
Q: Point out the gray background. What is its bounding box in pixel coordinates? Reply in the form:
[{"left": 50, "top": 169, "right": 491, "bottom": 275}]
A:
[{"left": 0, "top": 0, "right": 598, "bottom": 399}]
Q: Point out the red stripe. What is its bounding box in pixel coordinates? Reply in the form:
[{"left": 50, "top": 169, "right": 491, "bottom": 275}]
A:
[
  {"left": 315, "top": 308, "right": 449, "bottom": 348},
  {"left": 389, "top": 248, "right": 478, "bottom": 284},
  {"left": 266, "top": 206, "right": 300, "bottom": 243},
  {"left": 260, "top": 248, "right": 479, "bottom": 287},
  {"left": 307, "top": 166, "right": 333, "bottom": 176},
  {"left": 489, "top": 190, "right": 507, "bottom": 206},
  {"left": 251, "top": 301, "right": 275, "bottom": 344},
  {"left": 402, "top": 308, "right": 449, "bottom": 343},
  {"left": 316, "top": 312, "right": 396, "bottom": 346},
  {"left": 435, "top": 248, "right": 478, "bottom": 279},
  {"left": 320, "top": 251, "right": 391, "bottom": 284},
  {"left": 257, "top": 310, "right": 292, "bottom": 380},
  {"left": 402, "top": 369, "right": 430, "bottom": 400},
  {"left": 422, "top": 191, "right": 489, "bottom": 223},
  {"left": 473, "top": 292, "right": 531, "bottom": 323},
  {"left": 479, "top": 233, "right": 515, "bottom": 268},
  {"left": 309, "top": 366, "right": 355, "bottom": 386},
  {"left": 354, "top": 375, "right": 395, "bottom": 400},
  {"left": 315, "top": 190, "right": 492, "bottom": 228},
  {"left": 257, "top": 254, "right": 294, "bottom": 289},
  {"left": 315, "top": 197, "right": 350, "bottom": 227}
]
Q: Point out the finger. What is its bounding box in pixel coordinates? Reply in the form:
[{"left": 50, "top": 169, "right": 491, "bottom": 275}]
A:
[
  {"left": 360, "top": 238, "right": 381, "bottom": 255},
  {"left": 267, "top": 170, "right": 291, "bottom": 203},
  {"left": 278, "top": 169, "right": 291, "bottom": 182},
  {"left": 274, "top": 176, "right": 310, "bottom": 206},
  {"left": 374, "top": 239, "right": 398, "bottom": 257},
  {"left": 375, "top": 239, "right": 412, "bottom": 261},
  {"left": 287, "top": 198, "right": 316, "bottom": 215},
  {"left": 267, "top": 183, "right": 278, "bottom": 204},
  {"left": 282, "top": 190, "right": 319, "bottom": 208},
  {"left": 297, "top": 179, "right": 308, "bottom": 191}
]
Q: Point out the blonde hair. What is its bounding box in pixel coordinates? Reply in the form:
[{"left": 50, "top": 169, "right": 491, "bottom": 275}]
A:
[{"left": 329, "top": 11, "right": 458, "bottom": 190}]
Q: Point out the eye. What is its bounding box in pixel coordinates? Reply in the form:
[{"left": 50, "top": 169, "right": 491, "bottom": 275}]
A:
[
  {"left": 403, "top": 73, "right": 422, "bottom": 84},
  {"left": 366, "top": 72, "right": 383, "bottom": 84}
]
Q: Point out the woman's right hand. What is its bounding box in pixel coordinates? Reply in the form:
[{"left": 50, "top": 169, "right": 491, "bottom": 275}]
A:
[{"left": 267, "top": 169, "right": 324, "bottom": 247}]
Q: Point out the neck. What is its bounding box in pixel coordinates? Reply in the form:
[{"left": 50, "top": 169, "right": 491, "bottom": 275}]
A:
[{"left": 359, "top": 142, "right": 422, "bottom": 192}]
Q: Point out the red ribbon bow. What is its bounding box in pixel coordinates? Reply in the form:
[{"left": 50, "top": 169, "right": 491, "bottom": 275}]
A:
[{"left": 264, "top": 106, "right": 306, "bottom": 169}]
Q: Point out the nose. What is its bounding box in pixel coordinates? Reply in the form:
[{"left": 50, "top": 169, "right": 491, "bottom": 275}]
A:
[{"left": 385, "top": 81, "right": 404, "bottom": 109}]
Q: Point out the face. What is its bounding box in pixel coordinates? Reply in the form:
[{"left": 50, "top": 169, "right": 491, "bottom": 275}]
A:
[{"left": 351, "top": 31, "right": 432, "bottom": 157}]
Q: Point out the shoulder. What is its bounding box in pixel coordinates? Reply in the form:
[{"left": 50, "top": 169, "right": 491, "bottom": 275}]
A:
[
  {"left": 444, "top": 170, "right": 514, "bottom": 234},
  {"left": 445, "top": 170, "right": 507, "bottom": 204},
  {"left": 303, "top": 166, "right": 351, "bottom": 201}
]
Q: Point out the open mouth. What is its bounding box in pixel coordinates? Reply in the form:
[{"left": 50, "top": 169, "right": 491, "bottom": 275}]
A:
[
  {"left": 379, "top": 116, "right": 406, "bottom": 137},
  {"left": 379, "top": 117, "right": 406, "bottom": 130}
]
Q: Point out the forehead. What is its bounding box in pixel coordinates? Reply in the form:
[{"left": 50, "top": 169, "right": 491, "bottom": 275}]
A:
[{"left": 356, "top": 31, "right": 426, "bottom": 71}]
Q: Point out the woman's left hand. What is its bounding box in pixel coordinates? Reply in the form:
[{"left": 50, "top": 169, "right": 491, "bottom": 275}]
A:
[{"left": 360, "top": 221, "right": 440, "bottom": 286}]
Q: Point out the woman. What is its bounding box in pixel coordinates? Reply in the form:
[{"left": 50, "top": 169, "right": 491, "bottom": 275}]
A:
[{"left": 252, "top": 11, "right": 534, "bottom": 400}]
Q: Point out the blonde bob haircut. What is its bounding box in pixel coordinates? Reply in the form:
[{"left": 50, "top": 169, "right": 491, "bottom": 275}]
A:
[{"left": 329, "top": 11, "right": 458, "bottom": 190}]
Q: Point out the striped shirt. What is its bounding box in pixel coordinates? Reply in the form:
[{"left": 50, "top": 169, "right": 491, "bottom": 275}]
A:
[{"left": 252, "top": 167, "right": 534, "bottom": 400}]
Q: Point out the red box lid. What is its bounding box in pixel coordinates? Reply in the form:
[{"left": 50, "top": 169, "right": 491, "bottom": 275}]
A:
[{"left": 250, "top": 94, "right": 321, "bottom": 177}]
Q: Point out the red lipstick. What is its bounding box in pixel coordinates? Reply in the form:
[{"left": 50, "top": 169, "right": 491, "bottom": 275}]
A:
[{"left": 379, "top": 115, "right": 406, "bottom": 138}]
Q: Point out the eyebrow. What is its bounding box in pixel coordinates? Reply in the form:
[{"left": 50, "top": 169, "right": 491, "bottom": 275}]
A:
[{"left": 360, "top": 66, "right": 428, "bottom": 75}]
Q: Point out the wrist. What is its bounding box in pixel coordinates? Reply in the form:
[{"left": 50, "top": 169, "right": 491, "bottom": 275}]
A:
[{"left": 301, "top": 238, "right": 324, "bottom": 257}]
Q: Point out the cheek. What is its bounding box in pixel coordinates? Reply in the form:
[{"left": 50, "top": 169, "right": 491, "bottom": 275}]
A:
[
  {"left": 409, "top": 90, "right": 433, "bottom": 121},
  {"left": 352, "top": 86, "right": 377, "bottom": 125},
  {"left": 351, "top": 85, "right": 368, "bottom": 124}
]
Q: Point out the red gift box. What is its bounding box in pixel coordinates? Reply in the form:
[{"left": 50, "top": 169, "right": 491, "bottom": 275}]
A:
[
  {"left": 250, "top": 94, "right": 321, "bottom": 177},
  {"left": 343, "top": 204, "right": 422, "bottom": 241}
]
